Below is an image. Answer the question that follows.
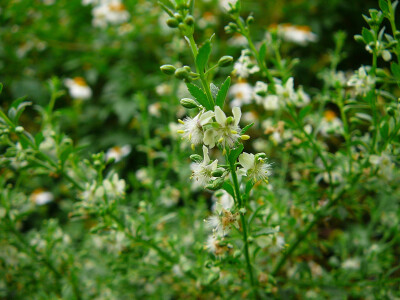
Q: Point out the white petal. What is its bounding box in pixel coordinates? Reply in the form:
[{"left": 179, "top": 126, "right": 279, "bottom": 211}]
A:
[
  {"left": 232, "top": 107, "right": 241, "bottom": 126},
  {"left": 202, "top": 145, "right": 210, "bottom": 164},
  {"left": 203, "top": 129, "right": 217, "bottom": 148},
  {"left": 199, "top": 111, "right": 215, "bottom": 126},
  {"left": 214, "top": 106, "right": 227, "bottom": 125},
  {"left": 238, "top": 152, "right": 254, "bottom": 171}
]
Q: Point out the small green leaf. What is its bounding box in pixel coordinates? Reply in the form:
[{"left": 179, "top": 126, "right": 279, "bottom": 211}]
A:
[
  {"left": 186, "top": 83, "right": 211, "bottom": 110},
  {"left": 216, "top": 76, "right": 231, "bottom": 108},
  {"left": 240, "top": 123, "right": 254, "bottom": 135},
  {"left": 380, "top": 120, "right": 390, "bottom": 140},
  {"left": 243, "top": 180, "right": 255, "bottom": 201},
  {"left": 35, "top": 132, "right": 44, "bottom": 147},
  {"left": 299, "top": 105, "right": 311, "bottom": 120},
  {"left": 379, "top": 0, "right": 389, "bottom": 15},
  {"left": 222, "top": 181, "right": 235, "bottom": 198},
  {"left": 210, "top": 83, "right": 219, "bottom": 100},
  {"left": 228, "top": 144, "right": 244, "bottom": 165},
  {"left": 362, "top": 27, "right": 374, "bottom": 44},
  {"left": 196, "top": 41, "right": 211, "bottom": 73}
]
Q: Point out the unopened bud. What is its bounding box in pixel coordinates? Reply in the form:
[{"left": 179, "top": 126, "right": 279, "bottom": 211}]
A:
[
  {"left": 226, "top": 116, "right": 234, "bottom": 125},
  {"left": 15, "top": 126, "right": 24, "bottom": 133},
  {"left": 382, "top": 50, "right": 392, "bottom": 61},
  {"left": 166, "top": 18, "right": 179, "bottom": 28},
  {"left": 174, "top": 13, "right": 183, "bottom": 22},
  {"left": 175, "top": 67, "right": 189, "bottom": 79},
  {"left": 160, "top": 64, "right": 176, "bottom": 75},
  {"left": 246, "top": 15, "right": 255, "bottom": 24},
  {"left": 205, "top": 177, "right": 225, "bottom": 190},
  {"left": 184, "top": 15, "right": 194, "bottom": 26},
  {"left": 180, "top": 98, "right": 199, "bottom": 109},
  {"left": 218, "top": 56, "right": 233, "bottom": 67},
  {"left": 211, "top": 168, "right": 224, "bottom": 177},
  {"left": 255, "top": 153, "right": 267, "bottom": 160},
  {"left": 387, "top": 107, "right": 395, "bottom": 116},
  {"left": 190, "top": 154, "right": 203, "bottom": 163}
]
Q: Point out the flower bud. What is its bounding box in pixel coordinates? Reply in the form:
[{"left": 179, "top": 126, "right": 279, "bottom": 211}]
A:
[
  {"left": 218, "top": 56, "right": 233, "bottom": 67},
  {"left": 166, "top": 18, "right": 179, "bottom": 28},
  {"left": 173, "top": 13, "right": 183, "bottom": 22},
  {"left": 180, "top": 98, "right": 199, "bottom": 109},
  {"left": 226, "top": 116, "right": 234, "bottom": 125},
  {"left": 387, "top": 106, "right": 395, "bottom": 116},
  {"left": 190, "top": 154, "right": 203, "bottom": 163},
  {"left": 184, "top": 15, "right": 194, "bottom": 26},
  {"left": 211, "top": 168, "right": 225, "bottom": 177},
  {"left": 255, "top": 153, "right": 267, "bottom": 160},
  {"left": 174, "top": 67, "right": 189, "bottom": 79},
  {"left": 15, "top": 126, "right": 24, "bottom": 133},
  {"left": 382, "top": 50, "right": 392, "bottom": 61},
  {"left": 205, "top": 178, "right": 225, "bottom": 190},
  {"left": 160, "top": 64, "right": 176, "bottom": 75},
  {"left": 246, "top": 15, "right": 255, "bottom": 24}
]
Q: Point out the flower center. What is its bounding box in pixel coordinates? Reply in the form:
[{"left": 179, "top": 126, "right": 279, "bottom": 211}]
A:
[
  {"left": 324, "top": 110, "right": 336, "bottom": 122},
  {"left": 73, "top": 77, "right": 88, "bottom": 86}
]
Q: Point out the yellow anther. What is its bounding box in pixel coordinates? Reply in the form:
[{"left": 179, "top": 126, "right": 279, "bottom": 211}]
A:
[
  {"left": 191, "top": 144, "right": 195, "bottom": 151},
  {"left": 178, "top": 119, "right": 185, "bottom": 124},
  {"left": 177, "top": 130, "right": 185, "bottom": 134},
  {"left": 241, "top": 134, "right": 250, "bottom": 140},
  {"left": 218, "top": 137, "right": 224, "bottom": 143},
  {"left": 231, "top": 130, "right": 238, "bottom": 134}
]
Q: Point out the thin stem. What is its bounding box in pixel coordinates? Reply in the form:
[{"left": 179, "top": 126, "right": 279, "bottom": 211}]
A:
[
  {"left": 336, "top": 88, "right": 352, "bottom": 175},
  {"left": 227, "top": 153, "right": 257, "bottom": 298}
]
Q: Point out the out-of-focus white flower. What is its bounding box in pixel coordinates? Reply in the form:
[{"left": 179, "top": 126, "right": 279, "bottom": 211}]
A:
[
  {"left": 341, "top": 258, "right": 361, "bottom": 270},
  {"left": 92, "top": 0, "right": 130, "bottom": 28},
  {"left": 118, "top": 22, "right": 134, "bottom": 35},
  {"left": 206, "top": 235, "right": 229, "bottom": 255},
  {"left": 219, "top": 0, "right": 238, "bottom": 11},
  {"left": 212, "top": 190, "right": 234, "bottom": 213},
  {"left": 369, "top": 152, "right": 394, "bottom": 180},
  {"left": 191, "top": 146, "right": 218, "bottom": 186},
  {"left": 30, "top": 189, "right": 54, "bottom": 205},
  {"left": 233, "top": 50, "right": 260, "bottom": 79},
  {"left": 155, "top": 83, "right": 172, "bottom": 96},
  {"left": 229, "top": 81, "right": 253, "bottom": 107},
  {"left": 64, "top": 77, "right": 92, "bottom": 100},
  {"left": 205, "top": 208, "right": 239, "bottom": 237},
  {"left": 197, "top": 11, "right": 217, "bottom": 29},
  {"left": 238, "top": 152, "right": 272, "bottom": 182},
  {"left": 105, "top": 145, "right": 131, "bottom": 162},
  {"left": 148, "top": 102, "right": 162, "bottom": 117},
  {"left": 275, "top": 23, "right": 317, "bottom": 46},
  {"left": 318, "top": 110, "right": 343, "bottom": 136},
  {"left": 103, "top": 173, "right": 126, "bottom": 198},
  {"left": 227, "top": 33, "right": 248, "bottom": 47},
  {"left": 347, "top": 66, "right": 375, "bottom": 96},
  {"left": 136, "top": 168, "right": 151, "bottom": 185}
]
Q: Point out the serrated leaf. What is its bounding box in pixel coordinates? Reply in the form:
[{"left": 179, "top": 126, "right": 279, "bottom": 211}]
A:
[
  {"left": 362, "top": 27, "right": 374, "bottom": 44},
  {"left": 186, "top": 83, "right": 212, "bottom": 110},
  {"left": 196, "top": 41, "right": 211, "bottom": 73},
  {"left": 228, "top": 144, "right": 244, "bottom": 165},
  {"left": 210, "top": 83, "right": 219, "bottom": 100},
  {"left": 259, "top": 42, "right": 267, "bottom": 63},
  {"left": 240, "top": 122, "right": 254, "bottom": 134},
  {"left": 379, "top": 0, "right": 389, "bottom": 15},
  {"left": 215, "top": 76, "right": 231, "bottom": 108}
]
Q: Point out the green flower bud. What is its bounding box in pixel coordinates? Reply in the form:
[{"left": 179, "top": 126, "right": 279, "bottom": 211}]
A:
[
  {"left": 15, "top": 126, "right": 24, "bottom": 133},
  {"left": 183, "top": 65, "right": 191, "bottom": 72},
  {"left": 218, "top": 56, "right": 233, "bottom": 67},
  {"left": 387, "top": 107, "right": 395, "bottom": 116},
  {"left": 166, "top": 18, "right": 179, "bottom": 28},
  {"left": 190, "top": 154, "right": 203, "bottom": 163},
  {"left": 174, "top": 13, "right": 183, "bottom": 22},
  {"left": 382, "top": 50, "right": 392, "bottom": 61},
  {"left": 205, "top": 177, "right": 225, "bottom": 190},
  {"left": 211, "top": 168, "right": 225, "bottom": 177},
  {"left": 175, "top": 67, "right": 189, "bottom": 79},
  {"left": 184, "top": 15, "right": 194, "bottom": 26},
  {"left": 246, "top": 15, "right": 255, "bottom": 24},
  {"left": 354, "top": 35, "right": 364, "bottom": 43},
  {"left": 160, "top": 64, "right": 176, "bottom": 75},
  {"left": 226, "top": 116, "right": 234, "bottom": 125},
  {"left": 180, "top": 98, "right": 199, "bottom": 109},
  {"left": 255, "top": 153, "right": 267, "bottom": 160}
]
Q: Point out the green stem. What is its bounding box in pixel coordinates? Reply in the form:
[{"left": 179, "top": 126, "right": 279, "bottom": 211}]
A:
[
  {"left": 336, "top": 88, "right": 352, "bottom": 175},
  {"left": 227, "top": 153, "right": 257, "bottom": 298}
]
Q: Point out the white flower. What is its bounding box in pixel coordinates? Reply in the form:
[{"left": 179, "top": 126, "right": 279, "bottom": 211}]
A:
[
  {"left": 318, "top": 110, "right": 343, "bottom": 136},
  {"left": 205, "top": 235, "right": 230, "bottom": 255},
  {"left": 191, "top": 146, "right": 218, "bottom": 186},
  {"left": 105, "top": 145, "right": 131, "bottom": 162},
  {"left": 219, "top": 0, "right": 238, "bottom": 11},
  {"left": 64, "top": 77, "right": 92, "bottom": 100},
  {"left": 275, "top": 77, "right": 297, "bottom": 104},
  {"left": 277, "top": 24, "right": 317, "bottom": 46},
  {"left": 30, "top": 189, "right": 54, "bottom": 205},
  {"left": 341, "top": 258, "right": 361, "bottom": 270},
  {"left": 212, "top": 190, "right": 234, "bottom": 213},
  {"left": 212, "top": 106, "right": 242, "bottom": 148},
  {"left": 263, "top": 95, "right": 280, "bottom": 110},
  {"left": 92, "top": 0, "right": 130, "bottom": 28},
  {"left": 103, "top": 173, "right": 126, "bottom": 198},
  {"left": 179, "top": 110, "right": 214, "bottom": 146},
  {"left": 229, "top": 81, "right": 253, "bottom": 107},
  {"left": 347, "top": 66, "right": 375, "bottom": 96},
  {"left": 148, "top": 102, "right": 161, "bottom": 117},
  {"left": 238, "top": 152, "right": 272, "bottom": 182},
  {"left": 253, "top": 81, "right": 268, "bottom": 104},
  {"left": 205, "top": 208, "right": 239, "bottom": 237},
  {"left": 233, "top": 50, "right": 260, "bottom": 79}
]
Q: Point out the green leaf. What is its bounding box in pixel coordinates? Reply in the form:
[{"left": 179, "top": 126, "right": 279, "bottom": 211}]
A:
[
  {"left": 391, "top": 62, "right": 400, "bottom": 80},
  {"left": 379, "top": 0, "right": 389, "bottom": 15},
  {"left": 362, "top": 27, "right": 374, "bottom": 44},
  {"left": 380, "top": 120, "right": 390, "bottom": 140},
  {"left": 243, "top": 180, "right": 255, "bottom": 201},
  {"left": 196, "top": 41, "right": 211, "bottom": 73},
  {"left": 299, "top": 105, "right": 311, "bottom": 120},
  {"left": 252, "top": 227, "right": 279, "bottom": 237},
  {"left": 215, "top": 76, "right": 231, "bottom": 108},
  {"left": 222, "top": 181, "right": 235, "bottom": 198},
  {"left": 157, "top": 1, "right": 174, "bottom": 17},
  {"left": 259, "top": 42, "right": 267, "bottom": 63},
  {"left": 240, "top": 122, "right": 254, "bottom": 135},
  {"left": 0, "top": 83, "right": 3, "bottom": 95},
  {"left": 228, "top": 144, "right": 244, "bottom": 165},
  {"left": 186, "top": 83, "right": 211, "bottom": 110},
  {"left": 35, "top": 132, "right": 44, "bottom": 147}
]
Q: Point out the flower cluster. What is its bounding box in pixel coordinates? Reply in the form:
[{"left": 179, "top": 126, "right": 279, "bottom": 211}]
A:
[{"left": 83, "top": 0, "right": 130, "bottom": 28}]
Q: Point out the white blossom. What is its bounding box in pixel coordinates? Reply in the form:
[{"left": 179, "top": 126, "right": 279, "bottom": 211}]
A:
[
  {"left": 191, "top": 146, "right": 218, "bottom": 186},
  {"left": 64, "top": 77, "right": 92, "bottom": 100},
  {"left": 238, "top": 152, "right": 272, "bottom": 182}
]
